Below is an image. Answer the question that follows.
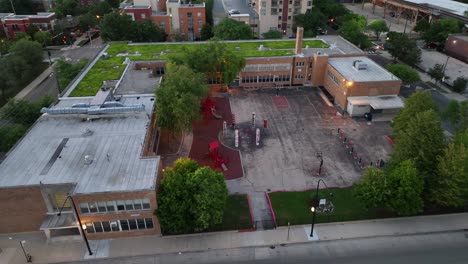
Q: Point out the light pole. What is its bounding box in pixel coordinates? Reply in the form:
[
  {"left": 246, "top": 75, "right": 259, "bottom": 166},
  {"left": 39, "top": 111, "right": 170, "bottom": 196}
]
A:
[
  {"left": 309, "top": 206, "right": 316, "bottom": 237},
  {"left": 310, "top": 179, "right": 332, "bottom": 237},
  {"left": 57, "top": 195, "right": 93, "bottom": 256},
  {"left": 8, "top": 238, "right": 31, "bottom": 262}
]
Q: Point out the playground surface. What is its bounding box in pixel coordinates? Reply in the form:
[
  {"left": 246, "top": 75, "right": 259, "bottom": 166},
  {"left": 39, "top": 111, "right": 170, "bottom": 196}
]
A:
[{"left": 226, "top": 88, "right": 393, "bottom": 192}]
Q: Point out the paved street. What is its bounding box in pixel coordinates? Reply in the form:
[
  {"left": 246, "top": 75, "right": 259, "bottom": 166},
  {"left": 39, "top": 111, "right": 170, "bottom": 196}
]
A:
[{"left": 62, "top": 231, "right": 468, "bottom": 264}]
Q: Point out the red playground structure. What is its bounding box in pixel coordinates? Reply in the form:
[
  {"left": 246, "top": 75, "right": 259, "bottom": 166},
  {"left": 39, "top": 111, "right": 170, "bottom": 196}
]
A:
[
  {"left": 207, "top": 141, "right": 229, "bottom": 171},
  {"left": 202, "top": 98, "right": 222, "bottom": 119}
]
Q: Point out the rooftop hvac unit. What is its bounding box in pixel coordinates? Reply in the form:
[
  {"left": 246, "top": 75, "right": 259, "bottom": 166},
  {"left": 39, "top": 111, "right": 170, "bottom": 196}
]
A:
[{"left": 353, "top": 60, "right": 368, "bottom": 71}]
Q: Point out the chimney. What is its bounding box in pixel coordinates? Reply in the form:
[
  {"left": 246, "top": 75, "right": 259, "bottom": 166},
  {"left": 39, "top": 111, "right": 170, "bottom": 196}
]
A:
[{"left": 295, "top": 27, "right": 304, "bottom": 55}]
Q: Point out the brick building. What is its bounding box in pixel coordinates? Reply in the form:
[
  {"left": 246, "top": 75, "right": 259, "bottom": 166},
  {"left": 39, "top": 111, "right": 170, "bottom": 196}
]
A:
[
  {"left": 0, "top": 95, "right": 162, "bottom": 240},
  {"left": 1, "top": 12, "right": 56, "bottom": 39},
  {"left": 445, "top": 35, "right": 468, "bottom": 63}
]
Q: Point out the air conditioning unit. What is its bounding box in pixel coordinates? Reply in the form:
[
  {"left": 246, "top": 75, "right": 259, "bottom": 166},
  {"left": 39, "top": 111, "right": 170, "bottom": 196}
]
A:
[{"left": 110, "top": 221, "right": 118, "bottom": 227}]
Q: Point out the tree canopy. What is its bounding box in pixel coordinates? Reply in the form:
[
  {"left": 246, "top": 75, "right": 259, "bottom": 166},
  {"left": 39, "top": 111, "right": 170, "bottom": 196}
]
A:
[
  {"left": 100, "top": 12, "right": 165, "bottom": 42},
  {"left": 386, "top": 32, "right": 421, "bottom": 66},
  {"left": 427, "top": 64, "right": 445, "bottom": 85},
  {"left": 262, "top": 29, "right": 283, "bottom": 39},
  {"left": 442, "top": 100, "right": 468, "bottom": 132},
  {"left": 293, "top": 9, "right": 326, "bottom": 36},
  {"left": 213, "top": 18, "right": 252, "bottom": 40},
  {"left": 386, "top": 64, "right": 420, "bottom": 84},
  {"left": 420, "top": 19, "right": 463, "bottom": 48},
  {"left": 0, "top": 0, "right": 33, "bottom": 14},
  {"left": 337, "top": 17, "right": 371, "bottom": 49},
  {"left": 367, "top": 20, "right": 389, "bottom": 40},
  {"left": 155, "top": 64, "right": 209, "bottom": 132},
  {"left": 451, "top": 77, "right": 468, "bottom": 93},
  {"left": 155, "top": 158, "right": 228, "bottom": 234},
  {"left": 354, "top": 167, "right": 389, "bottom": 209}
]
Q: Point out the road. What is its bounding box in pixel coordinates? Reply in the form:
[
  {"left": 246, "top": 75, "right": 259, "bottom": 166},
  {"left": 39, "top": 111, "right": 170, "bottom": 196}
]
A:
[{"left": 62, "top": 231, "right": 468, "bottom": 264}]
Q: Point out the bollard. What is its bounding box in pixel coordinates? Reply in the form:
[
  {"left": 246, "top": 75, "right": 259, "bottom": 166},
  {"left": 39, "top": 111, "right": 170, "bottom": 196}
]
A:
[
  {"left": 337, "top": 128, "right": 341, "bottom": 134},
  {"left": 353, "top": 152, "right": 358, "bottom": 159},
  {"left": 349, "top": 146, "right": 354, "bottom": 154},
  {"left": 264, "top": 119, "right": 268, "bottom": 129}
]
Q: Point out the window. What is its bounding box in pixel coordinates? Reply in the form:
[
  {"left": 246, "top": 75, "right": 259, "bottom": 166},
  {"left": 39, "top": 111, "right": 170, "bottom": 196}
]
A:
[
  {"left": 327, "top": 70, "right": 340, "bottom": 85},
  {"left": 89, "top": 202, "right": 98, "bottom": 213},
  {"left": 197, "top": 12, "right": 201, "bottom": 17},
  {"left": 160, "top": 21, "right": 166, "bottom": 27},
  {"left": 86, "top": 222, "right": 95, "bottom": 233},
  {"left": 278, "top": 16, "right": 281, "bottom": 20},
  {"left": 278, "top": 24, "right": 281, "bottom": 28},
  {"left": 198, "top": 19, "right": 202, "bottom": 25},
  {"left": 296, "top": 62, "right": 305, "bottom": 67},
  {"left": 97, "top": 201, "right": 106, "bottom": 212},
  {"left": 288, "top": 16, "right": 291, "bottom": 20},
  {"left": 145, "top": 218, "right": 154, "bottom": 229},
  {"left": 106, "top": 201, "right": 115, "bottom": 212},
  {"left": 308, "top": 1, "right": 312, "bottom": 6},
  {"left": 102, "top": 221, "right": 111, "bottom": 232},
  {"left": 187, "top": 12, "right": 192, "bottom": 18},
  {"left": 272, "top": 1, "right": 278, "bottom": 6},
  {"left": 295, "top": 74, "right": 304, "bottom": 79},
  {"left": 271, "top": 8, "right": 278, "bottom": 15},
  {"left": 288, "top": 8, "right": 292, "bottom": 12},
  {"left": 120, "top": 220, "right": 129, "bottom": 231},
  {"left": 289, "top": 0, "right": 292, "bottom": 3},
  {"left": 94, "top": 222, "right": 103, "bottom": 233},
  {"left": 137, "top": 219, "right": 146, "bottom": 229},
  {"left": 125, "top": 200, "right": 134, "bottom": 211},
  {"left": 128, "top": 219, "right": 138, "bottom": 230},
  {"left": 141, "top": 13, "right": 146, "bottom": 19},
  {"left": 80, "top": 203, "right": 89, "bottom": 214},
  {"left": 142, "top": 198, "right": 151, "bottom": 210},
  {"left": 133, "top": 199, "right": 142, "bottom": 210},
  {"left": 12, "top": 24, "right": 19, "bottom": 30},
  {"left": 261, "top": 1, "right": 266, "bottom": 7},
  {"left": 261, "top": 9, "right": 266, "bottom": 15},
  {"left": 117, "top": 200, "right": 125, "bottom": 211}
]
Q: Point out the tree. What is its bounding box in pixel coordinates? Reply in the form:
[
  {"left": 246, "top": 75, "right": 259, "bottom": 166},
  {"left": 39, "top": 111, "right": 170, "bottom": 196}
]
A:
[
  {"left": 131, "top": 20, "right": 166, "bottom": 42},
  {"left": 451, "top": 77, "right": 468, "bottom": 93},
  {"left": 427, "top": 64, "right": 445, "bottom": 85},
  {"left": 367, "top": 20, "right": 389, "bottom": 40},
  {"left": 0, "top": 97, "right": 53, "bottom": 126},
  {"left": 386, "top": 32, "right": 421, "bottom": 66},
  {"left": 155, "top": 158, "right": 228, "bottom": 233},
  {"left": 454, "top": 129, "right": 468, "bottom": 148},
  {"left": 386, "top": 160, "right": 424, "bottom": 216},
  {"left": 55, "top": 58, "right": 89, "bottom": 88},
  {"left": 442, "top": 100, "right": 468, "bottom": 131},
  {"left": 262, "top": 29, "right": 282, "bottom": 39},
  {"left": 170, "top": 41, "right": 245, "bottom": 85},
  {"left": 421, "top": 19, "right": 463, "bottom": 49},
  {"left": 200, "top": 23, "right": 213, "bottom": 41},
  {"left": 79, "top": 13, "right": 98, "bottom": 31},
  {"left": 413, "top": 18, "right": 430, "bottom": 33},
  {"left": 100, "top": 11, "right": 135, "bottom": 41},
  {"left": 0, "top": 0, "right": 33, "bottom": 14},
  {"left": 0, "top": 124, "right": 27, "bottom": 152},
  {"left": 9, "top": 39, "right": 44, "bottom": 82},
  {"left": 293, "top": 9, "right": 326, "bottom": 36},
  {"left": 392, "top": 110, "right": 445, "bottom": 184},
  {"left": 33, "top": 31, "right": 52, "bottom": 47},
  {"left": 314, "top": 0, "right": 349, "bottom": 19},
  {"left": 213, "top": 18, "right": 252, "bottom": 40},
  {"left": 53, "top": 0, "right": 80, "bottom": 18},
  {"left": 354, "top": 167, "right": 389, "bottom": 209},
  {"left": 429, "top": 143, "right": 468, "bottom": 207},
  {"left": 338, "top": 19, "right": 371, "bottom": 49},
  {"left": 155, "top": 64, "right": 209, "bottom": 132},
  {"left": 386, "top": 63, "right": 420, "bottom": 84}
]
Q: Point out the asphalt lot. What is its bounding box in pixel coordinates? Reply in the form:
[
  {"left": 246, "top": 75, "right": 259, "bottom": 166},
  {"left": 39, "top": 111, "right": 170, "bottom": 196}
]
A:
[{"left": 227, "top": 88, "right": 393, "bottom": 191}]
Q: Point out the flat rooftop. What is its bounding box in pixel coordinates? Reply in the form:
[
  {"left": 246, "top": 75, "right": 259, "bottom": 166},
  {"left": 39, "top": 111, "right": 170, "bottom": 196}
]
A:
[
  {"left": 328, "top": 56, "right": 400, "bottom": 82},
  {"left": 403, "top": 0, "right": 468, "bottom": 17},
  {"left": 0, "top": 95, "right": 159, "bottom": 194}
]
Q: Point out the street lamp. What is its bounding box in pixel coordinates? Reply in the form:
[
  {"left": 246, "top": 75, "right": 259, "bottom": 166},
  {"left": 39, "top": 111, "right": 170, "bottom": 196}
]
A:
[
  {"left": 309, "top": 206, "right": 316, "bottom": 237},
  {"left": 9, "top": 238, "right": 31, "bottom": 262},
  {"left": 57, "top": 195, "right": 93, "bottom": 256},
  {"left": 309, "top": 179, "right": 333, "bottom": 237}
]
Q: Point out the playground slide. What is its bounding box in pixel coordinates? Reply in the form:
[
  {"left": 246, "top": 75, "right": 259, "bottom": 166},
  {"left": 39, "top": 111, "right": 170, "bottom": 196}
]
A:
[{"left": 211, "top": 108, "right": 222, "bottom": 119}]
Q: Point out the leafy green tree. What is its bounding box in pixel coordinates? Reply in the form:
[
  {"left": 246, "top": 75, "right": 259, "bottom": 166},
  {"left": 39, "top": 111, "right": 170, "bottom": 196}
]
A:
[
  {"left": 336, "top": 13, "right": 367, "bottom": 29},
  {"left": 386, "top": 160, "right": 424, "bottom": 216},
  {"left": 386, "top": 63, "right": 420, "bottom": 84},
  {"left": 0, "top": 124, "right": 27, "bottom": 152},
  {"left": 293, "top": 9, "right": 326, "bottom": 36},
  {"left": 314, "top": 0, "right": 349, "bottom": 19},
  {"left": 413, "top": 18, "right": 430, "bottom": 33},
  {"left": 213, "top": 18, "right": 252, "bottom": 40},
  {"left": 392, "top": 110, "right": 445, "bottom": 183},
  {"left": 106, "top": 0, "right": 120, "bottom": 8},
  {"left": 87, "top": 1, "right": 112, "bottom": 17},
  {"left": 427, "top": 64, "right": 445, "bottom": 85},
  {"left": 262, "top": 29, "right": 282, "bottom": 39},
  {"left": 0, "top": 0, "right": 33, "bottom": 14},
  {"left": 53, "top": 0, "right": 80, "bottom": 18},
  {"left": 55, "top": 58, "right": 89, "bottom": 89},
  {"left": 454, "top": 129, "right": 468, "bottom": 148},
  {"left": 0, "top": 97, "right": 53, "bottom": 126},
  {"left": 100, "top": 11, "right": 135, "bottom": 41},
  {"left": 442, "top": 100, "right": 468, "bottom": 131},
  {"left": 354, "top": 167, "right": 389, "bottom": 209},
  {"left": 367, "top": 20, "right": 389, "bottom": 40},
  {"left": 9, "top": 39, "right": 44, "bottom": 81},
  {"left": 386, "top": 32, "right": 421, "bottom": 66},
  {"left": 429, "top": 143, "right": 468, "bottom": 207},
  {"left": 131, "top": 20, "right": 166, "bottom": 42},
  {"left": 451, "top": 77, "right": 468, "bottom": 93},
  {"left": 0, "top": 38, "right": 11, "bottom": 56},
  {"left": 170, "top": 41, "right": 245, "bottom": 85},
  {"left": 33, "top": 31, "right": 52, "bottom": 47},
  {"left": 338, "top": 19, "right": 371, "bottom": 49},
  {"left": 200, "top": 23, "right": 213, "bottom": 41},
  {"left": 79, "top": 13, "right": 98, "bottom": 31},
  {"left": 421, "top": 19, "right": 463, "bottom": 48},
  {"left": 155, "top": 158, "right": 228, "bottom": 233},
  {"left": 26, "top": 24, "right": 39, "bottom": 40},
  {"left": 155, "top": 64, "right": 209, "bottom": 132}
]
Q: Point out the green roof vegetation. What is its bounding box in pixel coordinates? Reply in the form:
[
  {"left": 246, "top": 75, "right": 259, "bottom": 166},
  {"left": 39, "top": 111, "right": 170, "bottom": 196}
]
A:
[{"left": 69, "top": 39, "right": 328, "bottom": 97}]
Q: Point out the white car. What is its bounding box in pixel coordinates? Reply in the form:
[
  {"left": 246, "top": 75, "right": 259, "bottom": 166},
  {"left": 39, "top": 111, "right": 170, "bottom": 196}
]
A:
[{"left": 228, "top": 9, "right": 240, "bottom": 15}]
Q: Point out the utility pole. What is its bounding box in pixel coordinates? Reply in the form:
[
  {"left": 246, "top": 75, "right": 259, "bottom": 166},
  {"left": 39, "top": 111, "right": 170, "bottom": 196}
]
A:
[{"left": 9, "top": 0, "right": 16, "bottom": 14}]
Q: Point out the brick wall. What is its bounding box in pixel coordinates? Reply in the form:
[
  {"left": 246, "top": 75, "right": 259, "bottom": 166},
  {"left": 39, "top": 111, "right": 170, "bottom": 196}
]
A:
[{"left": 0, "top": 186, "right": 48, "bottom": 233}]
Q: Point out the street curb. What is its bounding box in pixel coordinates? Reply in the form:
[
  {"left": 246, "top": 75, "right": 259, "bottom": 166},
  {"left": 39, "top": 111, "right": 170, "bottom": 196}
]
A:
[{"left": 265, "top": 192, "right": 277, "bottom": 227}]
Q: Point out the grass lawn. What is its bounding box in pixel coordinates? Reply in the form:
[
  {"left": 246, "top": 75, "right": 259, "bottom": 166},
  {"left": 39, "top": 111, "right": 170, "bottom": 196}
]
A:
[
  {"left": 269, "top": 187, "right": 380, "bottom": 226},
  {"left": 212, "top": 194, "right": 253, "bottom": 231}
]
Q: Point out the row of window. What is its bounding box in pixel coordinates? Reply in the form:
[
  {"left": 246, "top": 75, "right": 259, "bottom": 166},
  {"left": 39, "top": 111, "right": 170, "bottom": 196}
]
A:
[
  {"left": 241, "top": 75, "right": 291, "bottom": 83},
  {"left": 85, "top": 218, "right": 154, "bottom": 233},
  {"left": 327, "top": 70, "right": 340, "bottom": 86},
  {"left": 80, "top": 199, "right": 151, "bottom": 214},
  {"left": 180, "top": 19, "right": 203, "bottom": 25},
  {"left": 296, "top": 62, "right": 305, "bottom": 67},
  {"left": 295, "top": 74, "right": 304, "bottom": 79}
]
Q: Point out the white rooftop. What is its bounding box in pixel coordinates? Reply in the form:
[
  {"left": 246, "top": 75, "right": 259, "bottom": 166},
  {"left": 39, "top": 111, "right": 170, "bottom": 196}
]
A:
[
  {"left": 404, "top": 0, "right": 468, "bottom": 17},
  {"left": 0, "top": 96, "right": 159, "bottom": 194},
  {"left": 348, "top": 95, "right": 404, "bottom": 109},
  {"left": 328, "top": 57, "right": 400, "bottom": 82}
]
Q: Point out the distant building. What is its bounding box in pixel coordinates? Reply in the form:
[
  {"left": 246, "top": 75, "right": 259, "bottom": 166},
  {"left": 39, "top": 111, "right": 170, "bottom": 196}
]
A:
[
  {"left": 0, "top": 12, "right": 56, "bottom": 39},
  {"left": 123, "top": 0, "right": 206, "bottom": 41},
  {"left": 251, "top": 0, "right": 312, "bottom": 36}
]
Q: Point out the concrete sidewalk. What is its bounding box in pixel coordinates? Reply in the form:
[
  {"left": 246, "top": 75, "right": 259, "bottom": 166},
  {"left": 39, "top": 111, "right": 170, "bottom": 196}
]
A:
[
  {"left": 1, "top": 213, "right": 467, "bottom": 263},
  {"left": 13, "top": 66, "right": 54, "bottom": 100}
]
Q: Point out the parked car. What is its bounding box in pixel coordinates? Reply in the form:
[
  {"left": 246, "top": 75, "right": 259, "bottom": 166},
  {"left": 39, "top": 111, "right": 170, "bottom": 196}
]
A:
[{"left": 228, "top": 9, "right": 240, "bottom": 15}]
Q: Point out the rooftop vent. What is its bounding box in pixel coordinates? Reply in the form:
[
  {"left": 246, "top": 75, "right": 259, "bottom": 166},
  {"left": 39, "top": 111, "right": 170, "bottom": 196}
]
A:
[
  {"left": 353, "top": 60, "right": 368, "bottom": 71},
  {"left": 82, "top": 128, "right": 94, "bottom": 137},
  {"left": 84, "top": 155, "right": 93, "bottom": 165}
]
